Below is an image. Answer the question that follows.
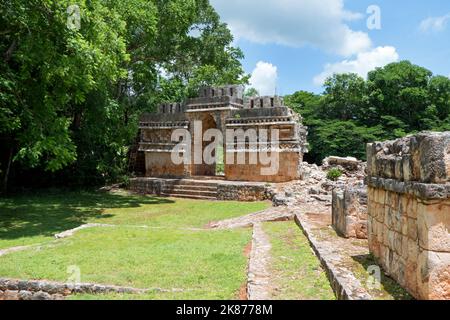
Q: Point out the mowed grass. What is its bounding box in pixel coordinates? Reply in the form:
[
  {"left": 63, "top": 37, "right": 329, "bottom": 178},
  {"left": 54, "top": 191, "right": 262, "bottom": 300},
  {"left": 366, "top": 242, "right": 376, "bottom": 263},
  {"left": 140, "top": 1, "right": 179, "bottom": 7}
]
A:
[
  {"left": 0, "top": 189, "right": 269, "bottom": 249},
  {"left": 0, "top": 226, "right": 251, "bottom": 299},
  {"left": 263, "top": 221, "right": 336, "bottom": 300},
  {"left": 0, "top": 189, "right": 266, "bottom": 299}
]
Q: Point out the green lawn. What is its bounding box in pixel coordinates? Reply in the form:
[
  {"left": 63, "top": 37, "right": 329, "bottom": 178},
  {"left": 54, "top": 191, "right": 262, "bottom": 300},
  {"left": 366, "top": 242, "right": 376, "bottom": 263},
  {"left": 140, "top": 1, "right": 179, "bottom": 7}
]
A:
[
  {"left": 0, "top": 190, "right": 269, "bottom": 249},
  {"left": 0, "top": 190, "right": 339, "bottom": 300},
  {"left": 0, "top": 189, "right": 270, "bottom": 299},
  {"left": 263, "top": 221, "right": 336, "bottom": 300},
  {"left": 0, "top": 226, "right": 251, "bottom": 299}
]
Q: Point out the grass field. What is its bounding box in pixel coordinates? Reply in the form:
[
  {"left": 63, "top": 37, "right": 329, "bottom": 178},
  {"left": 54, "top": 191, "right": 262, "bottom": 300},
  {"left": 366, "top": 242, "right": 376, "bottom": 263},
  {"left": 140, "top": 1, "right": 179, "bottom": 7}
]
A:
[
  {"left": 0, "top": 190, "right": 339, "bottom": 300},
  {"left": 0, "top": 226, "right": 251, "bottom": 299},
  {"left": 263, "top": 221, "right": 336, "bottom": 300},
  {"left": 0, "top": 190, "right": 269, "bottom": 249},
  {"left": 0, "top": 190, "right": 271, "bottom": 299}
]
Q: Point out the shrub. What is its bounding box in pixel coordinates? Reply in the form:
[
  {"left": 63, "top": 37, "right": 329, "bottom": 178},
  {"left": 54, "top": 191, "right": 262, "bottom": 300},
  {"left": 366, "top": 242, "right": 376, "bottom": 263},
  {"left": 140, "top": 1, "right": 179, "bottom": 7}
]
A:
[{"left": 327, "top": 168, "right": 342, "bottom": 181}]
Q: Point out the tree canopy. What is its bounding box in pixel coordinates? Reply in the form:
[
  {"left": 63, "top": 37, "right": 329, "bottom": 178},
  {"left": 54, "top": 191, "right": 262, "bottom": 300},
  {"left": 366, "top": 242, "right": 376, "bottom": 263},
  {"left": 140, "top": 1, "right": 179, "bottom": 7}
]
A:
[
  {"left": 286, "top": 61, "right": 450, "bottom": 164},
  {"left": 0, "top": 0, "right": 247, "bottom": 190},
  {"left": 1, "top": 0, "right": 449, "bottom": 190}
]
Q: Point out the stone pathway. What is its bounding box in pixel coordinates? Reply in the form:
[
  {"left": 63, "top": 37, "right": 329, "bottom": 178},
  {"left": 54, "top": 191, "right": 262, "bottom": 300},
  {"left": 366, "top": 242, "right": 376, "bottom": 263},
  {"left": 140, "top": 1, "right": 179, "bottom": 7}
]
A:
[
  {"left": 209, "top": 206, "right": 295, "bottom": 230},
  {"left": 294, "top": 212, "right": 372, "bottom": 300},
  {"left": 294, "top": 211, "right": 412, "bottom": 300},
  {"left": 0, "top": 244, "right": 40, "bottom": 257},
  {"left": 54, "top": 223, "right": 208, "bottom": 239},
  {"left": 54, "top": 223, "right": 114, "bottom": 239},
  {"left": 210, "top": 206, "right": 301, "bottom": 300},
  {"left": 247, "top": 223, "right": 272, "bottom": 300}
]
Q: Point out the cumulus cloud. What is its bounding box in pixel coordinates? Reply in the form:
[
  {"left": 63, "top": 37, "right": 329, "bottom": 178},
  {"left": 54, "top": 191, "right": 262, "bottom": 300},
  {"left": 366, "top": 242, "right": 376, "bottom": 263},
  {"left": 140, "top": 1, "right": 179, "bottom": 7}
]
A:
[
  {"left": 211, "top": 0, "right": 371, "bottom": 56},
  {"left": 419, "top": 13, "right": 450, "bottom": 33},
  {"left": 313, "top": 46, "right": 399, "bottom": 85},
  {"left": 249, "top": 61, "right": 278, "bottom": 96}
]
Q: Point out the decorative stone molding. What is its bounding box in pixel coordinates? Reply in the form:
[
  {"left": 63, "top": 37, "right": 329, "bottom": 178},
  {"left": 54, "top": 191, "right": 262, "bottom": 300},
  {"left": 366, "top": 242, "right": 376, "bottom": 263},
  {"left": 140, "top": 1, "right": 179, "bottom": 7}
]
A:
[{"left": 134, "top": 85, "right": 308, "bottom": 183}]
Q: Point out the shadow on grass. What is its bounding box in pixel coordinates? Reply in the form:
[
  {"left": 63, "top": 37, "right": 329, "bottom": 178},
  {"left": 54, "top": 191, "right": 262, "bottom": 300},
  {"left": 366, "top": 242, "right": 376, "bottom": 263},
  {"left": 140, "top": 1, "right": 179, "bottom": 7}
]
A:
[
  {"left": 0, "top": 190, "right": 174, "bottom": 242},
  {"left": 351, "top": 254, "right": 414, "bottom": 300}
]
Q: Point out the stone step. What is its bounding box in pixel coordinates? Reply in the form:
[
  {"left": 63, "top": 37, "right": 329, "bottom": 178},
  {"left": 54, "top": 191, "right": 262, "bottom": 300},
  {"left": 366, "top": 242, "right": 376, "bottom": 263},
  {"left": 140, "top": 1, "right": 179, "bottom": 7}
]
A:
[
  {"left": 163, "top": 179, "right": 219, "bottom": 187},
  {"left": 160, "top": 193, "right": 217, "bottom": 200},
  {"left": 162, "top": 184, "right": 218, "bottom": 192},
  {"left": 161, "top": 188, "right": 217, "bottom": 197}
]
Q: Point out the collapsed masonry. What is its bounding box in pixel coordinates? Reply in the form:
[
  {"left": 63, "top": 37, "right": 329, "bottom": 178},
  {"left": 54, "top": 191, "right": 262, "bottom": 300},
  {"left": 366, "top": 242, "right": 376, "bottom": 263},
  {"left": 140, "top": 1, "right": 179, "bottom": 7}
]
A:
[
  {"left": 136, "top": 85, "right": 308, "bottom": 183},
  {"left": 324, "top": 156, "right": 368, "bottom": 239},
  {"left": 366, "top": 132, "right": 450, "bottom": 300}
]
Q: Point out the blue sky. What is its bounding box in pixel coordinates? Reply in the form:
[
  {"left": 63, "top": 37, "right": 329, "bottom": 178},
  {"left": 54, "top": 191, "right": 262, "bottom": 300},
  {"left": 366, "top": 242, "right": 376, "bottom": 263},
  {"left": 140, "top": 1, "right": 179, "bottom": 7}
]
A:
[{"left": 210, "top": 0, "right": 450, "bottom": 95}]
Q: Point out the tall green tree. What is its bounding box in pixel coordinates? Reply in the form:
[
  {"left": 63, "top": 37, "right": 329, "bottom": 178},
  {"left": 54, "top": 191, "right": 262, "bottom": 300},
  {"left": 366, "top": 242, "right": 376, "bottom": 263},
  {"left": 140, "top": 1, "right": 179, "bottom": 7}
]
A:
[
  {"left": 0, "top": 0, "right": 247, "bottom": 191},
  {"left": 286, "top": 61, "right": 450, "bottom": 164},
  {"left": 321, "top": 73, "right": 368, "bottom": 121}
]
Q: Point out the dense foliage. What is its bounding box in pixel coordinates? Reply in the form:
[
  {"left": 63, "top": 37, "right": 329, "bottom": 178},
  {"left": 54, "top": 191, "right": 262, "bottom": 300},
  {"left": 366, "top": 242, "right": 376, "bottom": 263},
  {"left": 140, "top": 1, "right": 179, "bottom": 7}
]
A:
[
  {"left": 285, "top": 61, "right": 450, "bottom": 164},
  {"left": 1, "top": 0, "right": 449, "bottom": 190},
  {"left": 0, "top": 0, "right": 247, "bottom": 191}
]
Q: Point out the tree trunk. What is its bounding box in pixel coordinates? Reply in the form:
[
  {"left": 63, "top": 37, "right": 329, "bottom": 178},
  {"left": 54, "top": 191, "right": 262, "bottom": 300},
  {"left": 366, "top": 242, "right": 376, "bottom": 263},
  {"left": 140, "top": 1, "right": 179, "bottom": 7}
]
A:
[{"left": 2, "top": 146, "right": 13, "bottom": 194}]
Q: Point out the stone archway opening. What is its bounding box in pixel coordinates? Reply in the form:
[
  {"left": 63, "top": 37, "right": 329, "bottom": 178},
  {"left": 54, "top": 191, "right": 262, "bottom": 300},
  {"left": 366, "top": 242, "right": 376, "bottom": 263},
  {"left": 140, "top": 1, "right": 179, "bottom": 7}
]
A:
[{"left": 192, "top": 113, "right": 220, "bottom": 177}]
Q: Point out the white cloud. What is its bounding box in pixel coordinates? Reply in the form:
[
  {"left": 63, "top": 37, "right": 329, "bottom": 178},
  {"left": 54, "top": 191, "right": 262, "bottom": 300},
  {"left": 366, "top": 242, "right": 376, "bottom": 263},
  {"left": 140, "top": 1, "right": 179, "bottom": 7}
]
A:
[
  {"left": 313, "top": 46, "right": 399, "bottom": 85},
  {"left": 419, "top": 13, "right": 450, "bottom": 33},
  {"left": 249, "top": 61, "right": 278, "bottom": 96},
  {"left": 211, "top": 0, "right": 371, "bottom": 57}
]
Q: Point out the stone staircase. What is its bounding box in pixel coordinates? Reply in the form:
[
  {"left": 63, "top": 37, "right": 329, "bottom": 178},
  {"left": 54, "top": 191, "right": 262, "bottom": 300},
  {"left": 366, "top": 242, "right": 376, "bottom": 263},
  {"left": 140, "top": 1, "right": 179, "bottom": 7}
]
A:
[{"left": 160, "top": 179, "right": 219, "bottom": 200}]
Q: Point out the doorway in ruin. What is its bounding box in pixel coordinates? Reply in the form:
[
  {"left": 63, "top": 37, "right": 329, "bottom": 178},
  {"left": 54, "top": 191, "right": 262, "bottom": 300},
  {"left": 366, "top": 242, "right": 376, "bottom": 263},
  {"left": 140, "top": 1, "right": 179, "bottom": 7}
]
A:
[{"left": 191, "top": 113, "right": 223, "bottom": 177}]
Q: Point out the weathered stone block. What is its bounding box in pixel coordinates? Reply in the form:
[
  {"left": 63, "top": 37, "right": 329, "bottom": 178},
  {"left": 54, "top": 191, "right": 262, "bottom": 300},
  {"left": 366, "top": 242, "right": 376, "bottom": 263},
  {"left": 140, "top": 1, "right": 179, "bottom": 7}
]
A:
[
  {"left": 417, "top": 250, "right": 450, "bottom": 300},
  {"left": 407, "top": 217, "right": 418, "bottom": 241},
  {"left": 332, "top": 186, "right": 368, "bottom": 239},
  {"left": 417, "top": 200, "right": 450, "bottom": 253},
  {"left": 416, "top": 132, "right": 450, "bottom": 183},
  {"left": 367, "top": 132, "right": 450, "bottom": 300}
]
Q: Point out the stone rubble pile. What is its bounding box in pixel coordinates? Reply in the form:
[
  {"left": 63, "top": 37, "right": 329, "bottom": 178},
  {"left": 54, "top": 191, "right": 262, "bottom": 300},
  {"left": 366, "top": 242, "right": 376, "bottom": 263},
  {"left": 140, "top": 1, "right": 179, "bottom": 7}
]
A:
[{"left": 273, "top": 159, "right": 367, "bottom": 214}]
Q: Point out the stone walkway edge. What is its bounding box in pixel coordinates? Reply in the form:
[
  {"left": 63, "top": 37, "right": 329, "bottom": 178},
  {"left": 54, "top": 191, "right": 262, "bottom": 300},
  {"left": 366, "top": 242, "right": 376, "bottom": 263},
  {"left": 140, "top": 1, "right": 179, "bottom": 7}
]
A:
[
  {"left": 294, "top": 214, "right": 372, "bottom": 300},
  {"left": 0, "top": 278, "right": 185, "bottom": 300}
]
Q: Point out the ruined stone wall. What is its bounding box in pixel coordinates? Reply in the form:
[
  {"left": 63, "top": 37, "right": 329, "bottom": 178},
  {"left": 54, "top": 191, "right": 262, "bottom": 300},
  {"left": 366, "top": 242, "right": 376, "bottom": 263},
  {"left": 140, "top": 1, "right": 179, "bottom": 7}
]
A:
[
  {"left": 139, "top": 113, "right": 190, "bottom": 178},
  {"left": 366, "top": 132, "right": 450, "bottom": 300},
  {"left": 0, "top": 278, "right": 148, "bottom": 300},
  {"left": 144, "top": 152, "right": 186, "bottom": 178},
  {"left": 129, "top": 177, "right": 271, "bottom": 201},
  {"left": 224, "top": 107, "right": 307, "bottom": 183},
  {"left": 217, "top": 182, "right": 271, "bottom": 201},
  {"left": 129, "top": 177, "right": 162, "bottom": 195},
  {"left": 225, "top": 151, "right": 302, "bottom": 183},
  {"left": 332, "top": 185, "right": 368, "bottom": 239},
  {"left": 136, "top": 85, "right": 308, "bottom": 183}
]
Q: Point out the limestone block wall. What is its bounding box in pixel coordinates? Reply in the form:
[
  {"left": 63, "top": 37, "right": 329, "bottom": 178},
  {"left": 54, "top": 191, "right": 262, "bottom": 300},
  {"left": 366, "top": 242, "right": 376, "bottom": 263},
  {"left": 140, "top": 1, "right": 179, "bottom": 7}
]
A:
[
  {"left": 366, "top": 132, "right": 450, "bottom": 300},
  {"left": 217, "top": 182, "right": 271, "bottom": 201},
  {"left": 332, "top": 186, "right": 368, "bottom": 239},
  {"left": 224, "top": 107, "right": 307, "bottom": 183},
  {"left": 225, "top": 151, "right": 302, "bottom": 183},
  {"left": 144, "top": 152, "right": 186, "bottom": 178}
]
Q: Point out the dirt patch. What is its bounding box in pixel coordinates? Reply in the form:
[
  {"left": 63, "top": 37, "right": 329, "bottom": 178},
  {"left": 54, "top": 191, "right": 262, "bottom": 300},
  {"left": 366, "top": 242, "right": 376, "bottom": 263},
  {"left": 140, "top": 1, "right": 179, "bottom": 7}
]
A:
[
  {"left": 243, "top": 241, "right": 252, "bottom": 257},
  {"left": 238, "top": 282, "right": 248, "bottom": 300},
  {"left": 305, "top": 212, "right": 331, "bottom": 227}
]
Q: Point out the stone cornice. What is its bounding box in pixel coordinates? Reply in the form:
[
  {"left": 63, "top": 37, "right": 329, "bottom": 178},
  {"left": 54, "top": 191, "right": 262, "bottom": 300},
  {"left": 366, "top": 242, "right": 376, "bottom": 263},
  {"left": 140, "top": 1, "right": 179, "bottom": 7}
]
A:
[{"left": 366, "top": 176, "right": 450, "bottom": 200}]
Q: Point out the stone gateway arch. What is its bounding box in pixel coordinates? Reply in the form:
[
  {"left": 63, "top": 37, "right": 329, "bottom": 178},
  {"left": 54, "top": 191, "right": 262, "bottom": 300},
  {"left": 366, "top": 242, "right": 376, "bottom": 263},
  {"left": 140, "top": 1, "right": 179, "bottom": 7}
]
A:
[{"left": 136, "top": 85, "right": 308, "bottom": 183}]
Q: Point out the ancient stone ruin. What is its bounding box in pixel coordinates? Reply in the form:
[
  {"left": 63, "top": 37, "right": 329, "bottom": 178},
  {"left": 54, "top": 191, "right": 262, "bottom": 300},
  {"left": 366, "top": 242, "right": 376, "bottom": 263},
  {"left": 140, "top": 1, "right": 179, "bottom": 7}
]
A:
[
  {"left": 128, "top": 83, "right": 450, "bottom": 300},
  {"left": 130, "top": 85, "right": 308, "bottom": 200},
  {"left": 332, "top": 185, "right": 368, "bottom": 239},
  {"left": 366, "top": 132, "right": 450, "bottom": 300}
]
